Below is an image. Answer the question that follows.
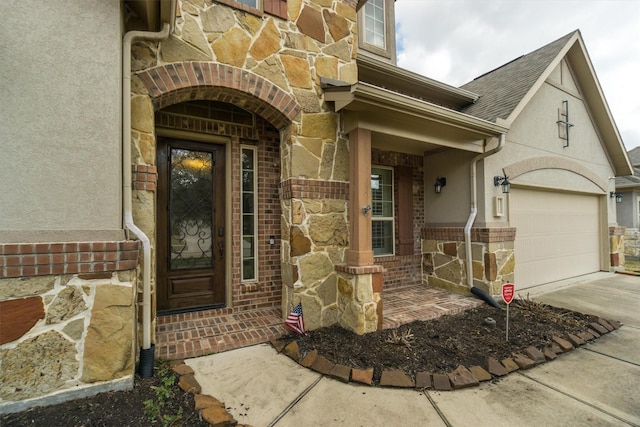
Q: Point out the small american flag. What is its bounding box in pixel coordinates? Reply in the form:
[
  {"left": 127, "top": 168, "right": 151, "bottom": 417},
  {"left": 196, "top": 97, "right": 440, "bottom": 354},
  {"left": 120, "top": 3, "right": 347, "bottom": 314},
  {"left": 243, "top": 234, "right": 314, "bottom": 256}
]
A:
[{"left": 285, "top": 303, "right": 306, "bottom": 335}]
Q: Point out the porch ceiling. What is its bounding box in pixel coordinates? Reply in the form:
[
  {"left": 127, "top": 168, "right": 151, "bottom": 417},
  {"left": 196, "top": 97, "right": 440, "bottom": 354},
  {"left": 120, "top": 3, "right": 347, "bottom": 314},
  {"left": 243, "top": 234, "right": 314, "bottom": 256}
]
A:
[{"left": 324, "top": 82, "right": 508, "bottom": 155}]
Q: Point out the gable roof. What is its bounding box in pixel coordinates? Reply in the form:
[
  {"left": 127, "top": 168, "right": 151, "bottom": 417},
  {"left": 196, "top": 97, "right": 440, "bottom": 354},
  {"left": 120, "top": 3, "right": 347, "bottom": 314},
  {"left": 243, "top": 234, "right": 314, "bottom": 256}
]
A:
[
  {"left": 616, "top": 148, "right": 640, "bottom": 189},
  {"left": 460, "top": 30, "right": 632, "bottom": 176},
  {"left": 460, "top": 32, "right": 574, "bottom": 122},
  {"left": 615, "top": 167, "right": 640, "bottom": 188},
  {"left": 628, "top": 146, "right": 640, "bottom": 167}
]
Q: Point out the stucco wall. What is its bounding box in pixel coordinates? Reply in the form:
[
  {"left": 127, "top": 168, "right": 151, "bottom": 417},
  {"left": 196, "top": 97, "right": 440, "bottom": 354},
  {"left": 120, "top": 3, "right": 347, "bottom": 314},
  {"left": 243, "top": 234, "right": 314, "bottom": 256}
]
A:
[
  {"left": 0, "top": 0, "right": 123, "bottom": 240},
  {"left": 424, "top": 149, "right": 480, "bottom": 226}
]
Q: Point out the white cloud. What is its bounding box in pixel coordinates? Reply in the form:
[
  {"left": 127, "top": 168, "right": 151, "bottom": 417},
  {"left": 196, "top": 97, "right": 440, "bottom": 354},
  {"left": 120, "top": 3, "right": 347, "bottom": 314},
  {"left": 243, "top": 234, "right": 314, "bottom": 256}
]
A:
[
  {"left": 395, "top": 0, "right": 640, "bottom": 150},
  {"left": 397, "top": 46, "right": 452, "bottom": 81}
]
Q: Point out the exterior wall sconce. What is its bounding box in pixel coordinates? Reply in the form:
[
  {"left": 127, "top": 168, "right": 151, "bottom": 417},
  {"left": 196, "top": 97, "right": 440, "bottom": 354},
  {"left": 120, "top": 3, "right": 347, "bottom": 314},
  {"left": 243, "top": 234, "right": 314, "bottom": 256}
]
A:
[
  {"left": 494, "top": 173, "right": 511, "bottom": 194},
  {"left": 434, "top": 177, "right": 446, "bottom": 194},
  {"left": 610, "top": 192, "right": 623, "bottom": 203}
]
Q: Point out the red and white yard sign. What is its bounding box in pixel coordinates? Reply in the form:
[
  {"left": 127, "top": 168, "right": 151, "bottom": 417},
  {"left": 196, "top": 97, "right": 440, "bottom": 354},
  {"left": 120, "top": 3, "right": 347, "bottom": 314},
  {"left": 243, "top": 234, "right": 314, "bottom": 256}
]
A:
[
  {"left": 502, "top": 283, "right": 515, "bottom": 341},
  {"left": 502, "top": 283, "right": 515, "bottom": 304}
]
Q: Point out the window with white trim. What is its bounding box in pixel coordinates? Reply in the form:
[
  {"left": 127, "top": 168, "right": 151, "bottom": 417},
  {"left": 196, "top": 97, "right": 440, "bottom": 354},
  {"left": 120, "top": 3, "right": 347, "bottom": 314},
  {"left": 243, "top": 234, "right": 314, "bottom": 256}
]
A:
[
  {"left": 364, "top": 0, "right": 385, "bottom": 49},
  {"left": 371, "top": 167, "right": 394, "bottom": 256},
  {"left": 241, "top": 147, "right": 257, "bottom": 281},
  {"left": 358, "top": 0, "right": 396, "bottom": 61}
]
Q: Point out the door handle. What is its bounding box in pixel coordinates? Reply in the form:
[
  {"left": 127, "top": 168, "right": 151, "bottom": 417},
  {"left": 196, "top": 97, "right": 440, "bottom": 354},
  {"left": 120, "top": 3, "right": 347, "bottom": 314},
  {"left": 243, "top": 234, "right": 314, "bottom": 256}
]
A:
[{"left": 218, "top": 241, "right": 224, "bottom": 259}]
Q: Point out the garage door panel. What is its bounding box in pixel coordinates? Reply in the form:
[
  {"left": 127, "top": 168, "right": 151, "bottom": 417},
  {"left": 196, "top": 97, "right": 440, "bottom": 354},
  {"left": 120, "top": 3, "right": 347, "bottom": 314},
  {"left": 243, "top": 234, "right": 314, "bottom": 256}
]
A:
[{"left": 511, "top": 189, "right": 600, "bottom": 290}]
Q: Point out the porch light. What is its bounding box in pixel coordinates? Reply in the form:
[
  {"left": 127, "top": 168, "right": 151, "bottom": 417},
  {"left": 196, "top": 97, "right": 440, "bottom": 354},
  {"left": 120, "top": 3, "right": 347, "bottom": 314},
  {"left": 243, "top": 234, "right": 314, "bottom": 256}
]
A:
[
  {"left": 494, "top": 173, "right": 511, "bottom": 194},
  {"left": 610, "top": 192, "right": 623, "bottom": 203},
  {"left": 434, "top": 177, "right": 446, "bottom": 194}
]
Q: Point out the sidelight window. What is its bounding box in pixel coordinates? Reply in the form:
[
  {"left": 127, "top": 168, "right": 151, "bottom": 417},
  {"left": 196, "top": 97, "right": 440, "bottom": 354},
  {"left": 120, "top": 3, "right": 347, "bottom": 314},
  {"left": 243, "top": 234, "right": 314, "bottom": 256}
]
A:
[{"left": 241, "top": 147, "right": 258, "bottom": 281}]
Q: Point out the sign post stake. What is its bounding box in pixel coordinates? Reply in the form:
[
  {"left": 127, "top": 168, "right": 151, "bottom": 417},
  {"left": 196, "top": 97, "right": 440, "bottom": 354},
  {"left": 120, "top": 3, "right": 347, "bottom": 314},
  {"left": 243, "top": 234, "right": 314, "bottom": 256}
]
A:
[
  {"left": 506, "top": 304, "right": 509, "bottom": 341},
  {"left": 501, "top": 283, "right": 515, "bottom": 341}
]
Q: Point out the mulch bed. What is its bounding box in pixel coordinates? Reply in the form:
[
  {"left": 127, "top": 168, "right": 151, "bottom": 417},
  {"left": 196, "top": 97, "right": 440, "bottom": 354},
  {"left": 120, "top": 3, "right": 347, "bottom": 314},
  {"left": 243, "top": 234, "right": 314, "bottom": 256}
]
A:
[
  {"left": 0, "top": 365, "right": 210, "bottom": 427},
  {"left": 274, "top": 298, "right": 618, "bottom": 386}
]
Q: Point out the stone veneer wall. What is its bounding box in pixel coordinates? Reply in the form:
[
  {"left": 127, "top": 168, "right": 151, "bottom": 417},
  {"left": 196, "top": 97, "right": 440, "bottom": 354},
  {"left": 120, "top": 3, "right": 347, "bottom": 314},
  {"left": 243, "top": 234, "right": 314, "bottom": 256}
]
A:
[
  {"left": 0, "top": 242, "right": 140, "bottom": 412},
  {"left": 623, "top": 228, "right": 639, "bottom": 259},
  {"left": 609, "top": 226, "right": 626, "bottom": 268},
  {"left": 421, "top": 228, "right": 516, "bottom": 297},
  {"left": 280, "top": 179, "right": 351, "bottom": 330},
  {"left": 130, "top": 0, "right": 365, "bottom": 332}
]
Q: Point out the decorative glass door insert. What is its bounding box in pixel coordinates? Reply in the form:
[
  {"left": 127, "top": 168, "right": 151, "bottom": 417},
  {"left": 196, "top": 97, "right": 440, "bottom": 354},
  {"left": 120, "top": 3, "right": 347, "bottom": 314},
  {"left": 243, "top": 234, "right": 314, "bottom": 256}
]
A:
[{"left": 169, "top": 149, "right": 214, "bottom": 270}]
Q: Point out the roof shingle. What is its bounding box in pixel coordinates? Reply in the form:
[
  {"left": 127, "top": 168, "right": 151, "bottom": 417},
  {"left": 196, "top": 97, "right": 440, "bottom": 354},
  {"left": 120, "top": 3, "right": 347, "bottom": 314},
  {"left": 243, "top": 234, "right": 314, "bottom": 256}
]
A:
[
  {"left": 627, "top": 147, "right": 640, "bottom": 167},
  {"left": 459, "top": 31, "right": 577, "bottom": 122}
]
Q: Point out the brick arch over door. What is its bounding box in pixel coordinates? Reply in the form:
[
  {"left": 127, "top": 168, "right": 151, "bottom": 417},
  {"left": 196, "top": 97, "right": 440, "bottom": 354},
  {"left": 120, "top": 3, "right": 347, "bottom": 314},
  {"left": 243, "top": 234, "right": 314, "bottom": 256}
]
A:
[{"left": 137, "top": 62, "right": 300, "bottom": 129}]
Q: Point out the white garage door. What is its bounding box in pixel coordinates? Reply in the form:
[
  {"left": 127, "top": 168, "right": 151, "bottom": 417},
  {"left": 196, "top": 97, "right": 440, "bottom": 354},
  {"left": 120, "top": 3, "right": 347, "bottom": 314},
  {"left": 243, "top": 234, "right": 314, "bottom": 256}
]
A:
[{"left": 510, "top": 188, "right": 601, "bottom": 290}]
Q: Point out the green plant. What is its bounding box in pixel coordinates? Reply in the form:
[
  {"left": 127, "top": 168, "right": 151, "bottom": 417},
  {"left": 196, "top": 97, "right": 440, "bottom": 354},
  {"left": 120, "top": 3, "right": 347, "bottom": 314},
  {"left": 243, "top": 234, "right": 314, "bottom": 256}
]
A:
[{"left": 144, "top": 364, "right": 184, "bottom": 427}]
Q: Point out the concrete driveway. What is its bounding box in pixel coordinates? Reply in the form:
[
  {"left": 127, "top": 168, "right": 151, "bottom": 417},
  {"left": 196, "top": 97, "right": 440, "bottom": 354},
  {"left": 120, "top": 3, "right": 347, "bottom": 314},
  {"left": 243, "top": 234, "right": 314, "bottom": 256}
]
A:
[{"left": 186, "top": 272, "right": 640, "bottom": 426}]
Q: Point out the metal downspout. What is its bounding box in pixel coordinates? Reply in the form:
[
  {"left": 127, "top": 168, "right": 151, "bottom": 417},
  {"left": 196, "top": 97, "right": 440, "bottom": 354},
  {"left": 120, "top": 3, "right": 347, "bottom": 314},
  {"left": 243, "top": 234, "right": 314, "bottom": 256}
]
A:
[
  {"left": 464, "top": 134, "right": 506, "bottom": 290},
  {"left": 122, "top": 19, "right": 172, "bottom": 353}
]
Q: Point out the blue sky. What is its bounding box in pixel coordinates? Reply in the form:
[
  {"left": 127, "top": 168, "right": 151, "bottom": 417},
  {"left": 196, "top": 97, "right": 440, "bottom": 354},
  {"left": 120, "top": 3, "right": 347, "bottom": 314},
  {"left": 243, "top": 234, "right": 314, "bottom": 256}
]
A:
[{"left": 395, "top": 0, "right": 640, "bottom": 150}]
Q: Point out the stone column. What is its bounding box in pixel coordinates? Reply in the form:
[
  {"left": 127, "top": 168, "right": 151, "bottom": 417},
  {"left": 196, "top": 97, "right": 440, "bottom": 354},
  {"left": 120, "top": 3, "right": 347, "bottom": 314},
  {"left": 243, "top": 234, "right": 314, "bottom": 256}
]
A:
[
  {"left": 346, "top": 128, "right": 374, "bottom": 266},
  {"left": 336, "top": 128, "right": 384, "bottom": 333}
]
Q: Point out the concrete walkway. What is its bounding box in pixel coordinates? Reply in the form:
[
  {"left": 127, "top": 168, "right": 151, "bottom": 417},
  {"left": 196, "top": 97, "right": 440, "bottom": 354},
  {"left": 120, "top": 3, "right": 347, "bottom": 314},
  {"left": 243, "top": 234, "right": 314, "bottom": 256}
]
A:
[{"left": 186, "top": 273, "right": 640, "bottom": 426}]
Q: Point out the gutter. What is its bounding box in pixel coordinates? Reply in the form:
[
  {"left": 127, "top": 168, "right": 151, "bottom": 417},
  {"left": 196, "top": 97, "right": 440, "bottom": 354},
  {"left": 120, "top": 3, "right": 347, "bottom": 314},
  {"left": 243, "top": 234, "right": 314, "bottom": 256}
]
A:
[
  {"left": 356, "top": 53, "right": 480, "bottom": 107},
  {"left": 324, "top": 82, "right": 508, "bottom": 137},
  {"left": 122, "top": 1, "right": 175, "bottom": 377},
  {"left": 464, "top": 134, "right": 505, "bottom": 304}
]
